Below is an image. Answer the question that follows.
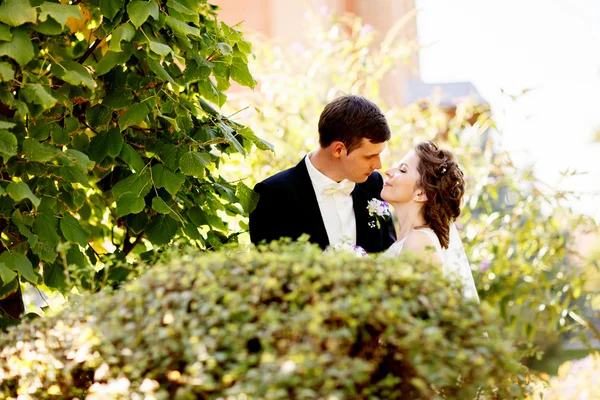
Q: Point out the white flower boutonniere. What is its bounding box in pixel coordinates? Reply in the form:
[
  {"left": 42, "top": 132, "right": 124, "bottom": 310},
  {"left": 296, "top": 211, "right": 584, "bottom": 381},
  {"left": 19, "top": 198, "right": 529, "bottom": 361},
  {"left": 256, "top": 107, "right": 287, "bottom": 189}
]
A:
[
  {"left": 367, "top": 198, "right": 391, "bottom": 229},
  {"left": 325, "top": 242, "right": 368, "bottom": 257}
]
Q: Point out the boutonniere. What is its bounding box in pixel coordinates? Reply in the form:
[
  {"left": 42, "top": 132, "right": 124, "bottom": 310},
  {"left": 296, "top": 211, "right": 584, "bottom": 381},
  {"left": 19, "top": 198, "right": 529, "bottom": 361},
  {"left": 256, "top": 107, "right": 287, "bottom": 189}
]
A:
[
  {"left": 325, "top": 242, "right": 368, "bottom": 257},
  {"left": 367, "top": 199, "right": 391, "bottom": 229}
]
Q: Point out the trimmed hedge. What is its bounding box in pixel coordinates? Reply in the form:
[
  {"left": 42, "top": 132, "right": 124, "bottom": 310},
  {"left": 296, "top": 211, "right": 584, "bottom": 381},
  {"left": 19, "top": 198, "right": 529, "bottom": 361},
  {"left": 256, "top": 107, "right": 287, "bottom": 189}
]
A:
[{"left": 0, "top": 242, "right": 526, "bottom": 399}]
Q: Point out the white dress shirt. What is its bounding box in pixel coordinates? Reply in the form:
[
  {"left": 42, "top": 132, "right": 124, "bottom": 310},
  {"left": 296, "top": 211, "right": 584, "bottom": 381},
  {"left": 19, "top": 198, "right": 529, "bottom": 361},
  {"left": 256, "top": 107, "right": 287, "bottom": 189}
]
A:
[{"left": 305, "top": 154, "right": 356, "bottom": 247}]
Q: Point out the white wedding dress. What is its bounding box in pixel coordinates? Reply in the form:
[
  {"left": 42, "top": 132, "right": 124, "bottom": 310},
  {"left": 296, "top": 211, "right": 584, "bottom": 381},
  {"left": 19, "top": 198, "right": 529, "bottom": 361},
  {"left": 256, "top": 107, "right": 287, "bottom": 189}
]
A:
[{"left": 381, "top": 224, "right": 480, "bottom": 302}]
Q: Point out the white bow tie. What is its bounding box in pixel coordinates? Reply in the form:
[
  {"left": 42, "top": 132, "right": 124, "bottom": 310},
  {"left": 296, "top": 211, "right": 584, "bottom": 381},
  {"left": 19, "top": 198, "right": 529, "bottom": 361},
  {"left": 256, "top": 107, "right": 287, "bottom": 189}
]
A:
[{"left": 322, "top": 180, "right": 355, "bottom": 196}]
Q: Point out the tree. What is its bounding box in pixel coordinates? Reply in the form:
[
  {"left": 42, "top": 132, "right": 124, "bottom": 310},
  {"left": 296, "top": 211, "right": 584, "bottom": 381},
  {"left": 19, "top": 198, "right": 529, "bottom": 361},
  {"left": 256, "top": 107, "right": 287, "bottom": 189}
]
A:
[{"left": 0, "top": 0, "right": 262, "bottom": 324}]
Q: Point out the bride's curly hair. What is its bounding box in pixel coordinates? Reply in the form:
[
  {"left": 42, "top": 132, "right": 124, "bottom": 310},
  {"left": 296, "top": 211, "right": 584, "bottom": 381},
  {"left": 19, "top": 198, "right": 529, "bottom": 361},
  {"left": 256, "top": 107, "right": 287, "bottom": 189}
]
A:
[{"left": 415, "top": 141, "right": 465, "bottom": 248}]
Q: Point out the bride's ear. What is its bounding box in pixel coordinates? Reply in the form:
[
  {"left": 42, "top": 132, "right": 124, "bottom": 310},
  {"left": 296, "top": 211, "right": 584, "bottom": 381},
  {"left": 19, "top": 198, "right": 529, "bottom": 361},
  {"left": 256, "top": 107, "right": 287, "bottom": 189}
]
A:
[{"left": 414, "top": 188, "right": 428, "bottom": 203}]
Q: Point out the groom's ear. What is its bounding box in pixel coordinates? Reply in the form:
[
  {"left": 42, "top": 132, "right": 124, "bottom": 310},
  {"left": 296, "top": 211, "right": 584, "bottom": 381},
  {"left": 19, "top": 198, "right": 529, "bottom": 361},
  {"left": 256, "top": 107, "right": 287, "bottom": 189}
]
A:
[
  {"left": 331, "top": 141, "right": 347, "bottom": 158},
  {"left": 414, "top": 188, "right": 428, "bottom": 203}
]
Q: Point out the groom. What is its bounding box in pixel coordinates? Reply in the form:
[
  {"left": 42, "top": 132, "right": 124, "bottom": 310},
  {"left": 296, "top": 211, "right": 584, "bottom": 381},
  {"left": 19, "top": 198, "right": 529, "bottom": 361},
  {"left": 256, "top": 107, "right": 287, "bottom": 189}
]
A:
[{"left": 249, "top": 95, "right": 396, "bottom": 253}]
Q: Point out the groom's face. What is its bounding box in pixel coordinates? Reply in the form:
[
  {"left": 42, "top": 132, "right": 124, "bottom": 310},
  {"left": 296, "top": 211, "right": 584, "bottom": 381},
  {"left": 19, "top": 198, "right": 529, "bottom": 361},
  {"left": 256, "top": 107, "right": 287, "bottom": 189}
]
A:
[{"left": 339, "top": 138, "right": 386, "bottom": 183}]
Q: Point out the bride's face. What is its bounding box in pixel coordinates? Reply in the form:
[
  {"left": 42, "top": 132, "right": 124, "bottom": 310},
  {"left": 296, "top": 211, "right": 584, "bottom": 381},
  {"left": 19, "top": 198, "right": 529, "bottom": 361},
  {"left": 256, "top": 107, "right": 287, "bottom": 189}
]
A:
[{"left": 381, "top": 150, "right": 422, "bottom": 204}]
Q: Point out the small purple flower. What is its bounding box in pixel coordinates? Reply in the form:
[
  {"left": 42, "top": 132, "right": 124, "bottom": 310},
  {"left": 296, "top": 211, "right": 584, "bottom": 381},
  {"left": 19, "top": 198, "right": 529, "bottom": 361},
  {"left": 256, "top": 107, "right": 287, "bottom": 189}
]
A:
[
  {"left": 353, "top": 246, "right": 368, "bottom": 257},
  {"left": 455, "top": 222, "right": 464, "bottom": 230},
  {"left": 480, "top": 260, "right": 491, "bottom": 272}
]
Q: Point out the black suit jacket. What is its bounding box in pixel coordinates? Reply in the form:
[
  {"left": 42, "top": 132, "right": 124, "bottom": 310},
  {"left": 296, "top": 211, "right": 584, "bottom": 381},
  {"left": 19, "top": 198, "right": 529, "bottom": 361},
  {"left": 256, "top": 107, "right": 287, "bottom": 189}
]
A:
[{"left": 249, "top": 158, "right": 397, "bottom": 253}]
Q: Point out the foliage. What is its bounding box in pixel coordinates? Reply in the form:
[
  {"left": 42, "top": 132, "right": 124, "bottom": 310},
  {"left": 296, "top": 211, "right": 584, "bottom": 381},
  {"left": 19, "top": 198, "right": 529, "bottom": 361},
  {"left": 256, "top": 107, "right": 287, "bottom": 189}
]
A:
[
  {"left": 0, "top": 241, "right": 527, "bottom": 399},
  {"left": 223, "top": 11, "right": 599, "bottom": 357},
  {"left": 0, "top": 0, "right": 263, "bottom": 322},
  {"left": 528, "top": 352, "right": 600, "bottom": 399}
]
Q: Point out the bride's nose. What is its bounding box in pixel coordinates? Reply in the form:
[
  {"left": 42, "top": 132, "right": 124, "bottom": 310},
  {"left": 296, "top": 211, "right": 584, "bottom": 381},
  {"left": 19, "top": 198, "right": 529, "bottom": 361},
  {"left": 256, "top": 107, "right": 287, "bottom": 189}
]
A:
[{"left": 384, "top": 168, "right": 394, "bottom": 178}]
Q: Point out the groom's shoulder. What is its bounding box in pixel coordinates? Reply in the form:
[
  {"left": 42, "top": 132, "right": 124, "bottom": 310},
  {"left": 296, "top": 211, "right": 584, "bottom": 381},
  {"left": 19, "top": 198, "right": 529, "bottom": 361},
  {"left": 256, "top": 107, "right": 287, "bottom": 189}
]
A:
[{"left": 256, "top": 164, "right": 299, "bottom": 189}]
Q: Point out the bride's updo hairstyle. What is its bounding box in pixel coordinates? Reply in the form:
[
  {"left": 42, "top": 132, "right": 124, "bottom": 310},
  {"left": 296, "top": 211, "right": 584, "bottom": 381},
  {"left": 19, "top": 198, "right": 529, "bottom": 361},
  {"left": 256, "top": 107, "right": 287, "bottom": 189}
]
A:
[{"left": 414, "top": 141, "right": 465, "bottom": 249}]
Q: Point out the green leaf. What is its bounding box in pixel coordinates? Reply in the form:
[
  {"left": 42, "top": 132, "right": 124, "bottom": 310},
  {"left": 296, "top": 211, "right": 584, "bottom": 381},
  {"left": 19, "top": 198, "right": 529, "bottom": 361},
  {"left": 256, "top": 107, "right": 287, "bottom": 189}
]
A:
[
  {"left": 151, "top": 197, "right": 171, "bottom": 214},
  {"left": 165, "top": 15, "right": 200, "bottom": 38},
  {"left": 152, "top": 164, "right": 185, "bottom": 197},
  {"left": 0, "top": 121, "right": 15, "bottom": 129},
  {"left": 11, "top": 210, "right": 37, "bottom": 246},
  {"left": 100, "top": 0, "right": 125, "bottom": 21},
  {"left": 167, "top": 0, "right": 198, "bottom": 23},
  {"left": 43, "top": 261, "right": 67, "bottom": 292},
  {"left": 38, "top": 2, "right": 81, "bottom": 28},
  {"left": 112, "top": 170, "right": 152, "bottom": 199},
  {"left": 230, "top": 57, "right": 256, "bottom": 89},
  {"left": 106, "top": 128, "right": 124, "bottom": 157},
  {"left": 31, "top": 240, "right": 57, "bottom": 264},
  {"left": 0, "top": 24, "right": 12, "bottom": 41},
  {"left": 188, "top": 206, "right": 208, "bottom": 226},
  {"left": 217, "top": 42, "right": 233, "bottom": 55},
  {"left": 0, "top": 263, "right": 17, "bottom": 285},
  {"left": 95, "top": 49, "right": 133, "bottom": 76},
  {"left": 50, "top": 126, "right": 69, "bottom": 146},
  {"left": 0, "top": 252, "right": 37, "bottom": 284},
  {"left": 0, "top": 61, "right": 13, "bottom": 81},
  {"left": 147, "top": 58, "right": 177, "bottom": 87},
  {"left": 6, "top": 182, "right": 40, "bottom": 208},
  {"left": 198, "top": 79, "right": 226, "bottom": 108},
  {"left": 86, "top": 104, "right": 112, "bottom": 127},
  {"left": 23, "top": 138, "right": 60, "bottom": 162},
  {"left": 179, "top": 152, "right": 210, "bottom": 177},
  {"left": 146, "top": 214, "right": 179, "bottom": 245},
  {"left": 118, "top": 102, "right": 150, "bottom": 131},
  {"left": 103, "top": 87, "right": 134, "bottom": 109},
  {"left": 33, "top": 211, "right": 60, "bottom": 248},
  {"left": 0, "top": 130, "right": 17, "bottom": 160},
  {"left": 89, "top": 129, "right": 121, "bottom": 163},
  {"left": 31, "top": 17, "right": 63, "bottom": 35},
  {"left": 60, "top": 213, "right": 90, "bottom": 247},
  {"left": 119, "top": 143, "right": 145, "bottom": 172},
  {"left": 149, "top": 40, "right": 172, "bottom": 56},
  {"left": 0, "top": 27, "right": 35, "bottom": 67},
  {"left": 0, "top": 278, "right": 19, "bottom": 301},
  {"left": 58, "top": 165, "right": 90, "bottom": 187},
  {"left": 21, "top": 83, "right": 57, "bottom": 110},
  {"left": 52, "top": 60, "right": 95, "bottom": 89},
  {"left": 116, "top": 193, "right": 146, "bottom": 218},
  {"left": 236, "top": 181, "right": 259, "bottom": 214},
  {"left": 127, "top": 0, "right": 159, "bottom": 28},
  {"left": 108, "top": 22, "right": 135, "bottom": 52},
  {"left": 64, "top": 149, "right": 95, "bottom": 172},
  {"left": 0, "top": 0, "right": 36, "bottom": 27},
  {"left": 65, "top": 117, "right": 79, "bottom": 133},
  {"left": 217, "top": 122, "right": 245, "bottom": 154},
  {"left": 239, "top": 126, "right": 274, "bottom": 152}
]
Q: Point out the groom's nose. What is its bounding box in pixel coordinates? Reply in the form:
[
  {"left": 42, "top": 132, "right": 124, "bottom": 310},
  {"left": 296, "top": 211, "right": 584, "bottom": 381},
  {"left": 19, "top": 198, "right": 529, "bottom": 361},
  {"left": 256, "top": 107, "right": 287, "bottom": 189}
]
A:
[{"left": 372, "top": 155, "right": 382, "bottom": 170}]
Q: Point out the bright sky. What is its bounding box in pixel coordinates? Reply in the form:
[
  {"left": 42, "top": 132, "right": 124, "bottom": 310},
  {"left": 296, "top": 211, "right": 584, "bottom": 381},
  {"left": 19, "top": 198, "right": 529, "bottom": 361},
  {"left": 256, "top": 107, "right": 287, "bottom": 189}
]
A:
[{"left": 415, "top": 0, "right": 600, "bottom": 220}]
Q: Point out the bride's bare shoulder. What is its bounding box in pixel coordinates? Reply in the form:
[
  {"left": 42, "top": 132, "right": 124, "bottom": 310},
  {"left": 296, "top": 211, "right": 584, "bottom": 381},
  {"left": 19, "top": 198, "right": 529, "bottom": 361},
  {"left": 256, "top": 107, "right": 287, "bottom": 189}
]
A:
[{"left": 403, "top": 231, "right": 442, "bottom": 264}]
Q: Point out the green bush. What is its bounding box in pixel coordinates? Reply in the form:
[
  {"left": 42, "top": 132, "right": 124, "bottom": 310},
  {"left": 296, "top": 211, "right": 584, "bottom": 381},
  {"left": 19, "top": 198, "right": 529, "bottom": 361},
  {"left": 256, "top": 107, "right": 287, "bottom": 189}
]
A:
[{"left": 0, "top": 242, "right": 526, "bottom": 399}]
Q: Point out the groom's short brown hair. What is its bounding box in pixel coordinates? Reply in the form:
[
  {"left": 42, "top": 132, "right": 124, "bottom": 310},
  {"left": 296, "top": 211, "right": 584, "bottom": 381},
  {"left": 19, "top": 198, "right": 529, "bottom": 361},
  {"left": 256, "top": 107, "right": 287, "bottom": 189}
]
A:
[{"left": 318, "top": 95, "right": 390, "bottom": 153}]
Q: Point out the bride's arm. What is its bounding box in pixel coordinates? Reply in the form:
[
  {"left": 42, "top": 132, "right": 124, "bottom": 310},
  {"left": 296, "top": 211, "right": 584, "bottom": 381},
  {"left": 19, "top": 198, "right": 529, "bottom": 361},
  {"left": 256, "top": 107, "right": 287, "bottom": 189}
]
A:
[{"left": 402, "top": 231, "right": 443, "bottom": 267}]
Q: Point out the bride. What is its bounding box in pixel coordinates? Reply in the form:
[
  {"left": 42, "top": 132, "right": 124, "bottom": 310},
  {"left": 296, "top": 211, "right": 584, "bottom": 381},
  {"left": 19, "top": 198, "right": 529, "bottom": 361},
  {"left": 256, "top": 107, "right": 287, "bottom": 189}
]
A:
[{"left": 380, "top": 141, "right": 479, "bottom": 301}]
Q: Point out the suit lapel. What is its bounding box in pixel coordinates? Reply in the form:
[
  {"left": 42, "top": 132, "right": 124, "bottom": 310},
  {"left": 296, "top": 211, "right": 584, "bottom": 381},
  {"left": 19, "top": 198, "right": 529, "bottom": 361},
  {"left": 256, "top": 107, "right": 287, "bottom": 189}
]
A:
[
  {"left": 352, "top": 183, "right": 371, "bottom": 249},
  {"left": 294, "top": 158, "right": 329, "bottom": 249}
]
